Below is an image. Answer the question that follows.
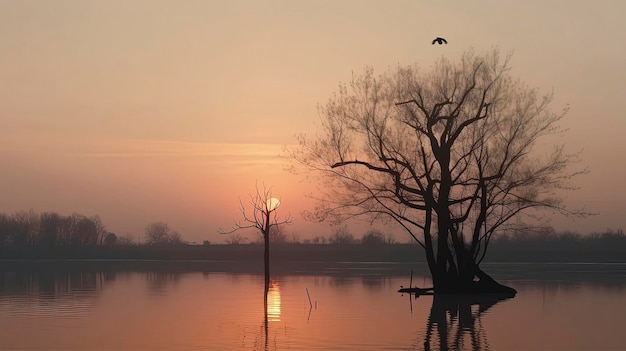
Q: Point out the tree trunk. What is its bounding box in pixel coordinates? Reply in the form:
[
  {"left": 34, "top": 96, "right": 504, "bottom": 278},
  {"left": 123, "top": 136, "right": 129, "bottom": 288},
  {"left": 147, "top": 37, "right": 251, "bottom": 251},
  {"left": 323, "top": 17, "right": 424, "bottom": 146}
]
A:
[
  {"left": 426, "top": 213, "right": 516, "bottom": 295},
  {"left": 428, "top": 252, "right": 517, "bottom": 296},
  {"left": 264, "top": 213, "right": 271, "bottom": 292},
  {"left": 264, "top": 230, "right": 270, "bottom": 290}
]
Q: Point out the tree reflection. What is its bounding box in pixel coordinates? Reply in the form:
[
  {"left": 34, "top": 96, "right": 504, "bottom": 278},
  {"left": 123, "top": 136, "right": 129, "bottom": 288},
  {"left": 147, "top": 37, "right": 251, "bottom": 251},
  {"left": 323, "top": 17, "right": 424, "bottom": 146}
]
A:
[
  {"left": 0, "top": 270, "right": 110, "bottom": 298},
  {"left": 145, "top": 271, "right": 179, "bottom": 295},
  {"left": 0, "top": 270, "right": 109, "bottom": 319},
  {"left": 261, "top": 280, "right": 281, "bottom": 350},
  {"left": 419, "top": 294, "right": 513, "bottom": 351}
]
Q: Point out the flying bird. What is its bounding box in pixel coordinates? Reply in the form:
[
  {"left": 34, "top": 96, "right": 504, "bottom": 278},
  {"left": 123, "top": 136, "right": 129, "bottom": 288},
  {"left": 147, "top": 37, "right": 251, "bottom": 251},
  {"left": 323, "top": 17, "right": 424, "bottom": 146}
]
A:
[{"left": 432, "top": 37, "right": 447, "bottom": 45}]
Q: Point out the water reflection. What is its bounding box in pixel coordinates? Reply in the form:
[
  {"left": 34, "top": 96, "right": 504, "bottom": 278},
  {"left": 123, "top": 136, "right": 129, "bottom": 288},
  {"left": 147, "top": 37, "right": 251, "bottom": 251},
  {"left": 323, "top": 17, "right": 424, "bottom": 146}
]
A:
[
  {"left": 267, "top": 281, "right": 281, "bottom": 322},
  {"left": 419, "top": 294, "right": 512, "bottom": 351},
  {"left": 2, "top": 265, "right": 626, "bottom": 350},
  {"left": 0, "top": 270, "right": 108, "bottom": 297},
  {"left": 258, "top": 280, "right": 281, "bottom": 351},
  {"left": 146, "top": 271, "right": 179, "bottom": 296},
  {"left": 0, "top": 270, "right": 109, "bottom": 319}
]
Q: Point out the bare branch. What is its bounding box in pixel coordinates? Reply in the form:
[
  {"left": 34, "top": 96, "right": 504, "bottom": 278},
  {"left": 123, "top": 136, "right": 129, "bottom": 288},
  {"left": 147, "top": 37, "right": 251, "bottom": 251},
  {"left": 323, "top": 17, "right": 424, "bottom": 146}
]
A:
[
  {"left": 218, "top": 183, "right": 294, "bottom": 236},
  {"left": 288, "top": 48, "right": 587, "bottom": 291}
]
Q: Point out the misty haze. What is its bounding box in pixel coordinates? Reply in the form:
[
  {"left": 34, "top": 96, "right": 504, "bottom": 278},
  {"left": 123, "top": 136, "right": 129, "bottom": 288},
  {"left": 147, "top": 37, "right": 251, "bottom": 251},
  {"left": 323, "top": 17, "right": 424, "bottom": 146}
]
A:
[{"left": 1, "top": 1, "right": 625, "bottom": 350}]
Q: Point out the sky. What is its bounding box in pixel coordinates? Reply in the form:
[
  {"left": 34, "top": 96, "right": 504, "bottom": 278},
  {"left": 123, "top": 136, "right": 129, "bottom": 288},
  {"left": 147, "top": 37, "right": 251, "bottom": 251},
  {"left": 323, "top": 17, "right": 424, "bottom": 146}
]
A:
[{"left": 1, "top": 0, "right": 625, "bottom": 244}]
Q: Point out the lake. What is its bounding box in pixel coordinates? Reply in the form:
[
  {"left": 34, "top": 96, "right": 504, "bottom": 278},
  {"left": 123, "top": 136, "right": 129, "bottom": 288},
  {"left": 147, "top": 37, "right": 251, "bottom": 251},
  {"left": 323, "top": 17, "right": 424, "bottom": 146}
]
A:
[{"left": 0, "top": 261, "right": 625, "bottom": 350}]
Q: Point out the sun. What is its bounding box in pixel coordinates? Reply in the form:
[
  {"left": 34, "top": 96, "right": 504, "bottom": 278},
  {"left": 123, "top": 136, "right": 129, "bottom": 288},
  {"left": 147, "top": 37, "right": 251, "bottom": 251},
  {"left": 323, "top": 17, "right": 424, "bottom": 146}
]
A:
[{"left": 266, "top": 197, "right": 280, "bottom": 212}]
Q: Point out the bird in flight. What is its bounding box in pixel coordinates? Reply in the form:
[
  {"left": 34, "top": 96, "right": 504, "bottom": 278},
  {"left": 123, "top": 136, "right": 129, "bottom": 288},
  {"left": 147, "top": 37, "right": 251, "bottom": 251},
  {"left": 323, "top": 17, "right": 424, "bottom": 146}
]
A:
[{"left": 432, "top": 37, "right": 447, "bottom": 45}]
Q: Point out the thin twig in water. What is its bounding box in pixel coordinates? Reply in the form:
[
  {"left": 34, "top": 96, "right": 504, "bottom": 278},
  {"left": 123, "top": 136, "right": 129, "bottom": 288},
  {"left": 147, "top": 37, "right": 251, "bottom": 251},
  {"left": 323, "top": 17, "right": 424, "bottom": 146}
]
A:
[{"left": 306, "top": 288, "right": 312, "bottom": 309}]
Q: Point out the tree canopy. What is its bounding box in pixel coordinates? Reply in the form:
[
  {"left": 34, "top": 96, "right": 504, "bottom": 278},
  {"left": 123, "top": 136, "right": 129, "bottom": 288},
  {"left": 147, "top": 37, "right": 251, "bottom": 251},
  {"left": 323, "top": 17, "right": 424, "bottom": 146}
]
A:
[{"left": 291, "top": 49, "right": 585, "bottom": 293}]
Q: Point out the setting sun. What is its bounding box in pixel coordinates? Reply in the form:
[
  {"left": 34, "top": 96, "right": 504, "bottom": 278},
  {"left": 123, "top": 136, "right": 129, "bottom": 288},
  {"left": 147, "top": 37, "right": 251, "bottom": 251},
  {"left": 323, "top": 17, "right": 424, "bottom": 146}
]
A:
[{"left": 0, "top": 1, "right": 625, "bottom": 349}]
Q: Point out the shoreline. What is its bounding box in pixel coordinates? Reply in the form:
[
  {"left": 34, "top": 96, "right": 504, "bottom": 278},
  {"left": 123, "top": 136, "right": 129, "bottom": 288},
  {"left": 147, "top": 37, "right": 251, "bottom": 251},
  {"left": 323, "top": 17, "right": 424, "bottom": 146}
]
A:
[{"left": 2, "top": 243, "right": 626, "bottom": 263}]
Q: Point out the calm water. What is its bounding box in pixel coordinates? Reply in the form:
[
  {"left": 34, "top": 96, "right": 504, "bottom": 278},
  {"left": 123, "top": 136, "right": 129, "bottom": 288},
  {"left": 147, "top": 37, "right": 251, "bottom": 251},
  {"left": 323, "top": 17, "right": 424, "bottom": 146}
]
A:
[{"left": 1, "top": 262, "right": 625, "bottom": 350}]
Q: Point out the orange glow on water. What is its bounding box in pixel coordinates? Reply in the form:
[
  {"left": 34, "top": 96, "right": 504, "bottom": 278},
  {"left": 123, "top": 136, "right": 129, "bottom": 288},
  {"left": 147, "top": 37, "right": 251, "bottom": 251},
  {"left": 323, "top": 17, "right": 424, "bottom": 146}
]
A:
[
  {"left": 267, "top": 281, "right": 281, "bottom": 322},
  {"left": 3, "top": 271, "right": 626, "bottom": 350}
]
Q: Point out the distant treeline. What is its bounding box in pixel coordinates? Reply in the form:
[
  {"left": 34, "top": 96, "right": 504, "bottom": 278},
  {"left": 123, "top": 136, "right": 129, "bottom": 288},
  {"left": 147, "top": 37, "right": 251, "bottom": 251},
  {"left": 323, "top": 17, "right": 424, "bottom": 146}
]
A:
[
  {"left": 2, "top": 236, "right": 626, "bottom": 263},
  {"left": 1, "top": 210, "right": 625, "bottom": 263},
  {"left": 0, "top": 210, "right": 109, "bottom": 248},
  {"left": 486, "top": 228, "right": 626, "bottom": 262},
  {"left": 493, "top": 227, "right": 626, "bottom": 249},
  {"left": 0, "top": 210, "right": 184, "bottom": 249}
]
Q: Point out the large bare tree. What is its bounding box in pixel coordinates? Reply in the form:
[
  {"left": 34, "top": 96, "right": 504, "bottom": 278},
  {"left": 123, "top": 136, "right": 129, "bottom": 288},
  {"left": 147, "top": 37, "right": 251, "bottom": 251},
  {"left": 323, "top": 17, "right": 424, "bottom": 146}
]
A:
[{"left": 291, "top": 49, "right": 585, "bottom": 294}]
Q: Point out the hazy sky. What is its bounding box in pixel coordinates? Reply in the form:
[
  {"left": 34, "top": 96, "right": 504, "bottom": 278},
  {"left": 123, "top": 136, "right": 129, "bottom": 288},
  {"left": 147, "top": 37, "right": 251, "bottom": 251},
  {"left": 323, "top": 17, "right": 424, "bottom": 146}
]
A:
[{"left": 1, "top": 0, "right": 624, "bottom": 243}]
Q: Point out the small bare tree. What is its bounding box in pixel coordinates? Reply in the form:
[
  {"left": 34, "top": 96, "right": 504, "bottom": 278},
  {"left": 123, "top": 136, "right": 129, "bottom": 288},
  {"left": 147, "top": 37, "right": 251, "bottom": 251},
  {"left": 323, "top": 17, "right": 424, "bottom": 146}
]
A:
[
  {"left": 328, "top": 226, "right": 356, "bottom": 244},
  {"left": 220, "top": 184, "right": 293, "bottom": 289},
  {"left": 117, "top": 234, "right": 136, "bottom": 246},
  {"left": 361, "top": 229, "right": 387, "bottom": 245},
  {"left": 145, "top": 222, "right": 170, "bottom": 244},
  {"left": 225, "top": 233, "right": 247, "bottom": 245},
  {"left": 145, "top": 222, "right": 182, "bottom": 245}
]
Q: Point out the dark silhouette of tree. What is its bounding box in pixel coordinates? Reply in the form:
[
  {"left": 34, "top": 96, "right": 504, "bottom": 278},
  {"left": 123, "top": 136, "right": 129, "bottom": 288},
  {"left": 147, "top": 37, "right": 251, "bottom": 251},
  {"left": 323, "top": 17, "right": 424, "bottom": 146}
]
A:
[
  {"left": 168, "top": 231, "right": 183, "bottom": 244},
  {"left": 73, "top": 216, "right": 99, "bottom": 246},
  {"left": 145, "top": 222, "right": 169, "bottom": 244},
  {"left": 0, "top": 210, "right": 110, "bottom": 248},
  {"left": 56, "top": 214, "right": 73, "bottom": 246},
  {"left": 361, "top": 229, "right": 387, "bottom": 245},
  {"left": 117, "top": 234, "right": 136, "bottom": 246},
  {"left": 0, "top": 213, "right": 9, "bottom": 248},
  {"left": 144, "top": 222, "right": 182, "bottom": 245},
  {"left": 40, "top": 212, "right": 61, "bottom": 247},
  {"left": 220, "top": 184, "right": 293, "bottom": 290},
  {"left": 311, "top": 235, "right": 327, "bottom": 244},
  {"left": 13, "top": 210, "right": 39, "bottom": 247},
  {"left": 225, "top": 233, "right": 247, "bottom": 245},
  {"left": 291, "top": 49, "right": 586, "bottom": 294},
  {"left": 92, "top": 215, "right": 108, "bottom": 245},
  {"left": 269, "top": 225, "right": 289, "bottom": 244},
  {"left": 329, "top": 226, "right": 356, "bottom": 244},
  {"left": 103, "top": 232, "right": 117, "bottom": 246},
  {"left": 290, "top": 232, "right": 301, "bottom": 244}
]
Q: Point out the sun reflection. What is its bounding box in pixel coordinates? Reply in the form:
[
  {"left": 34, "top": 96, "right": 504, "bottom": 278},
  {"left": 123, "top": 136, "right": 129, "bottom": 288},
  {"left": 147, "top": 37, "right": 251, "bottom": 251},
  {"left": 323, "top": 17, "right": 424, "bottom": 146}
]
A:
[{"left": 266, "top": 281, "right": 281, "bottom": 322}]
